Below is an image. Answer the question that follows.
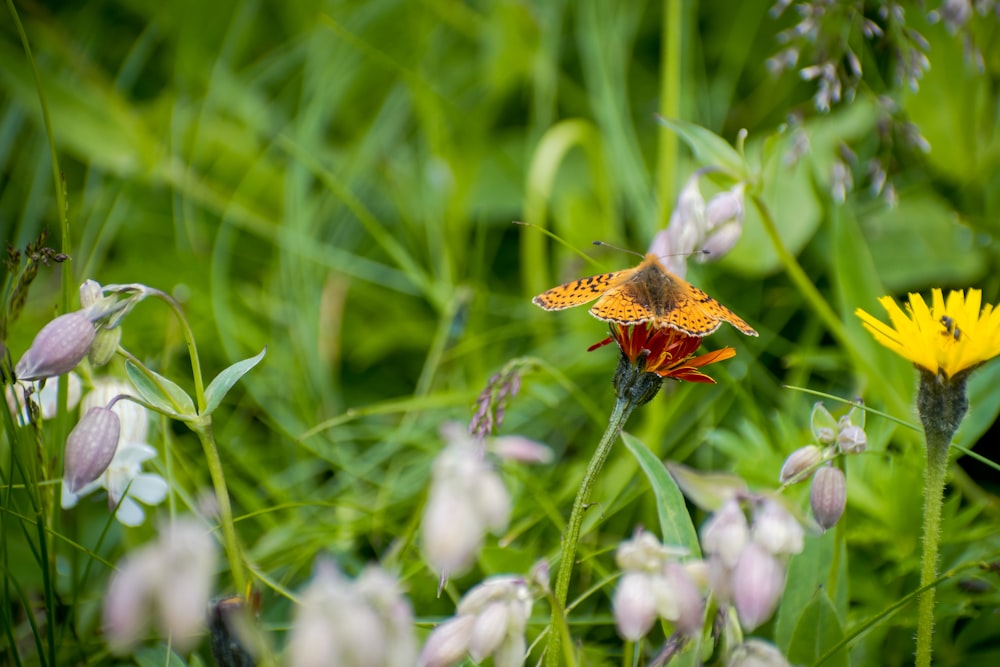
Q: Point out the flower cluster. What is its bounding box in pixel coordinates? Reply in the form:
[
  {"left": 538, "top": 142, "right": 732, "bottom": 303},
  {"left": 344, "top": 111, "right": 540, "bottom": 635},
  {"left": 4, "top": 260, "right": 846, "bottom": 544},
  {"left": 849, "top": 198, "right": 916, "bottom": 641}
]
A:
[
  {"left": 421, "top": 423, "right": 550, "bottom": 577},
  {"left": 287, "top": 560, "right": 416, "bottom": 667},
  {"left": 779, "top": 401, "right": 867, "bottom": 530},
  {"left": 648, "top": 170, "right": 747, "bottom": 279},
  {"left": 611, "top": 531, "right": 704, "bottom": 641},
  {"left": 702, "top": 497, "right": 804, "bottom": 632},
  {"left": 103, "top": 519, "right": 217, "bottom": 653},
  {"left": 418, "top": 576, "right": 532, "bottom": 667}
]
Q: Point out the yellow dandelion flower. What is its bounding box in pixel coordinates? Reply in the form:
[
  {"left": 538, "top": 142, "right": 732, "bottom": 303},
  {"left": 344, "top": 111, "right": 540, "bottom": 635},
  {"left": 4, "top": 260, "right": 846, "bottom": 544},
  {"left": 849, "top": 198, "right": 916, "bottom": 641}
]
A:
[{"left": 855, "top": 289, "right": 1000, "bottom": 380}]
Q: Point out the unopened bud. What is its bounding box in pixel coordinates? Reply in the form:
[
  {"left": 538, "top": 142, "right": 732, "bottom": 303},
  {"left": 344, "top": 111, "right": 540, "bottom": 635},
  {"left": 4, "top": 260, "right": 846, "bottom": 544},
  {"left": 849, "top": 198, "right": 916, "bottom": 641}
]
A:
[
  {"left": 15, "top": 312, "right": 96, "bottom": 381},
  {"left": 88, "top": 326, "right": 122, "bottom": 367},
  {"left": 700, "top": 499, "right": 749, "bottom": 568},
  {"left": 837, "top": 424, "right": 867, "bottom": 454},
  {"left": 779, "top": 445, "right": 823, "bottom": 484},
  {"left": 613, "top": 572, "right": 657, "bottom": 640},
  {"left": 468, "top": 602, "right": 509, "bottom": 661},
  {"left": 663, "top": 562, "right": 705, "bottom": 635},
  {"left": 752, "top": 500, "right": 803, "bottom": 556},
  {"left": 417, "top": 615, "right": 475, "bottom": 667},
  {"left": 704, "top": 183, "right": 745, "bottom": 235},
  {"left": 732, "top": 542, "right": 785, "bottom": 631},
  {"left": 62, "top": 407, "right": 121, "bottom": 500},
  {"left": 79, "top": 280, "right": 103, "bottom": 308},
  {"left": 728, "top": 639, "right": 792, "bottom": 667},
  {"left": 810, "top": 466, "right": 847, "bottom": 530}
]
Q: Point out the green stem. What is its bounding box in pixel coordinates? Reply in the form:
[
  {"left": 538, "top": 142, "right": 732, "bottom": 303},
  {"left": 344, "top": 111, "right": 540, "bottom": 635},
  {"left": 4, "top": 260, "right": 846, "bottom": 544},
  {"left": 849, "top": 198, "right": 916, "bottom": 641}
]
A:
[
  {"left": 655, "top": 0, "right": 682, "bottom": 230},
  {"left": 192, "top": 418, "right": 246, "bottom": 595},
  {"left": 150, "top": 290, "right": 207, "bottom": 413},
  {"left": 545, "top": 396, "right": 635, "bottom": 667},
  {"left": 915, "top": 430, "right": 948, "bottom": 667}
]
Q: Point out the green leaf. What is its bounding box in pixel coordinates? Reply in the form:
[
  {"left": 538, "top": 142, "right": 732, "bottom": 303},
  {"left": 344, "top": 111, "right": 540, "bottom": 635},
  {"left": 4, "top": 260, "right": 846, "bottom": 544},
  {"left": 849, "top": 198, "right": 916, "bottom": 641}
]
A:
[
  {"left": 655, "top": 115, "right": 746, "bottom": 179},
  {"left": 786, "top": 588, "right": 848, "bottom": 667},
  {"left": 775, "top": 529, "right": 843, "bottom": 651},
  {"left": 203, "top": 347, "right": 267, "bottom": 414},
  {"left": 126, "top": 361, "right": 196, "bottom": 417},
  {"left": 664, "top": 461, "right": 748, "bottom": 514},
  {"left": 621, "top": 433, "right": 700, "bottom": 555},
  {"left": 134, "top": 646, "right": 189, "bottom": 667}
]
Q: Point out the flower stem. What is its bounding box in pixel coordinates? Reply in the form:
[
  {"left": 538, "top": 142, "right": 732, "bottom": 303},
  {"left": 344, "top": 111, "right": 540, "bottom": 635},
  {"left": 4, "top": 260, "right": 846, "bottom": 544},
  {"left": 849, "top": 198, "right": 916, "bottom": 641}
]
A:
[
  {"left": 192, "top": 418, "right": 247, "bottom": 596},
  {"left": 915, "top": 430, "right": 948, "bottom": 667},
  {"left": 544, "top": 396, "right": 635, "bottom": 667}
]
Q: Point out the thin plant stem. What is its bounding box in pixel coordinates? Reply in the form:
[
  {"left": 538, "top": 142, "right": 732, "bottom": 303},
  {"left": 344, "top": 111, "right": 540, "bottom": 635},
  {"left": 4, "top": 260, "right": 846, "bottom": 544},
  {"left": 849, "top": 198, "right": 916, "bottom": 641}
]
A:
[
  {"left": 544, "top": 395, "right": 635, "bottom": 667},
  {"left": 192, "top": 418, "right": 247, "bottom": 595},
  {"left": 655, "top": 0, "right": 682, "bottom": 230},
  {"left": 915, "top": 432, "right": 949, "bottom": 667}
]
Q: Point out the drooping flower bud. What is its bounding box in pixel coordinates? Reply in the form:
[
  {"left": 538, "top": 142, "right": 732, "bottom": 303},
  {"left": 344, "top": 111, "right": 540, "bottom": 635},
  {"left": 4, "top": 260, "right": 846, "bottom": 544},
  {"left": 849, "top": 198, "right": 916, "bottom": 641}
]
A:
[
  {"left": 62, "top": 407, "right": 120, "bottom": 500},
  {"left": 613, "top": 572, "right": 658, "bottom": 640},
  {"left": 779, "top": 444, "right": 823, "bottom": 484},
  {"left": 15, "top": 311, "right": 96, "bottom": 381},
  {"left": 837, "top": 424, "right": 867, "bottom": 454},
  {"left": 751, "top": 500, "right": 804, "bottom": 556},
  {"left": 662, "top": 562, "right": 705, "bottom": 636},
  {"left": 731, "top": 542, "right": 786, "bottom": 631},
  {"left": 700, "top": 499, "right": 749, "bottom": 568},
  {"left": 417, "top": 615, "right": 476, "bottom": 667},
  {"left": 699, "top": 183, "right": 746, "bottom": 260},
  {"left": 810, "top": 465, "right": 847, "bottom": 530},
  {"left": 728, "top": 639, "right": 793, "bottom": 667}
]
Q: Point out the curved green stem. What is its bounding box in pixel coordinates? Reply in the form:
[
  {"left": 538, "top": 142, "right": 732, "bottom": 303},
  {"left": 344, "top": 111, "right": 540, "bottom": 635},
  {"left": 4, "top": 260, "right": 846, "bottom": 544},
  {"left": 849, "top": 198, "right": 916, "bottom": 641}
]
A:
[
  {"left": 191, "top": 418, "right": 246, "bottom": 595},
  {"left": 545, "top": 396, "right": 635, "bottom": 667},
  {"left": 915, "top": 430, "right": 948, "bottom": 667},
  {"left": 149, "top": 290, "right": 207, "bottom": 414}
]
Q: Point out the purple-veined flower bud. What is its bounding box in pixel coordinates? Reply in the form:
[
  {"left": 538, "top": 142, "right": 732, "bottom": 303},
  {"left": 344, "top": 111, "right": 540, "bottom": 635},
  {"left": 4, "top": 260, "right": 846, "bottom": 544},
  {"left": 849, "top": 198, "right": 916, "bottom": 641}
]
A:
[
  {"left": 15, "top": 311, "right": 96, "bottom": 381},
  {"left": 663, "top": 562, "right": 705, "bottom": 636},
  {"left": 469, "top": 602, "right": 509, "bottom": 661},
  {"left": 751, "top": 500, "right": 804, "bottom": 556},
  {"left": 810, "top": 402, "right": 837, "bottom": 445},
  {"left": 728, "top": 639, "right": 792, "bottom": 667},
  {"left": 837, "top": 424, "right": 867, "bottom": 454},
  {"left": 810, "top": 465, "right": 847, "bottom": 530},
  {"left": 418, "top": 615, "right": 475, "bottom": 667},
  {"left": 613, "top": 571, "right": 658, "bottom": 641},
  {"left": 779, "top": 444, "right": 823, "bottom": 484},
  {"left": 732, "top": 542, "right": 785, "bottom": 631},
  {"left": 700, "top": 499, "right": 749, "bottom": 568},
  {"left": 62, "top": 407, "right": 120, "bottom": 501}
]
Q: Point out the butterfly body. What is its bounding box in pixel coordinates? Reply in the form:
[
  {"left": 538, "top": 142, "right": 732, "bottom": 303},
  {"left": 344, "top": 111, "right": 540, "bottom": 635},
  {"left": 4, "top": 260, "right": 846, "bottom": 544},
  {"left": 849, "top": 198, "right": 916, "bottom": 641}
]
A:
[{"left": 533, "top": 253, "right": 758, "bottom": 337}]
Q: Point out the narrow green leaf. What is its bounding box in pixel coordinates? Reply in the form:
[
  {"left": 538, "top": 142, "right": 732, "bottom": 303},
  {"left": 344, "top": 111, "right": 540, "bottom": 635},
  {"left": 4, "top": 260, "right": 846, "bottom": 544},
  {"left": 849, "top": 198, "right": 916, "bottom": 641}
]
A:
[
  {"left": 654, "top": 115, "right": 746, "bottom": 179},
  {"left": 125, "top": 361, "right": 195, "bottom": 417},
  {"left": 621, "top": 433, "right": 700, "bottom": 555},
  {"left": 665, "top": 461, "right": 748, "bottom": 513},
  {"left": 203, "top": 347, "right": 267, "bottom": 414},
  {"left": 786, "top": 589, "right": 847, "bottom": 667}
]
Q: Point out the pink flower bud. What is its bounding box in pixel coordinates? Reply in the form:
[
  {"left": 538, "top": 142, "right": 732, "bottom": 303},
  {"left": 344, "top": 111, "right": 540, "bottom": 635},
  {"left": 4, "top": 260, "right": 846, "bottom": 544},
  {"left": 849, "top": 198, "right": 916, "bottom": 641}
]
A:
[
  {"left": 613, "top": 572, "right": 657, "bottom": 640},
  {"left": 62, "top": 407, "right": 120, "bottom": 498},
  {"left": 810, "top": 466, "right": 847, "bottom": 530},
  {"left": 779, "top": 445, "right": 823, "bottom": 484},
  {"left": 752, "top": 500, "right": 804, "bottom": 556},
  {"left": 732, "top": 543, "right": 786, "bottom": 631},
  {"left": 837, "top": 424, "right": 867, "bottom": 454},
  {"left": 663, "top": 562, "right": 705, "bottom": 636},
  {"left": 469, "top": 602, "right": 509, "bottom": 661},
  {"left": 15, "top": 312, "right": 96, "bottom": 381},
  {"left": 728, "top": 639, "right": 792, "bottom": 667},
  {"left": 700, "top": 499, "right": 749, "bottom": 568},
  {"left": 418, "top": 616, "right": 475, "bottom": 667},
  {"left": 489, "top": 436, "right": 553, "bottom": 464}
]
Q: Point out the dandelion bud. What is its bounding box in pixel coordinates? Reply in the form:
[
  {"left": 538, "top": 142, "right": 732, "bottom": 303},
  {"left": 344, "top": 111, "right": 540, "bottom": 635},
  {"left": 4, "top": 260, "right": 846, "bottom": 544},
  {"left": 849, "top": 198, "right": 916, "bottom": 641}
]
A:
[
  {"left": 837, "top": 424, "right": 867, "bottom": 454},
  {"left": 62, "top": 407, "right": 120, "bottom": 501},
  {"left": 732, "top": 542, "right": 785, "bottom": 631},
  {"left": 779, "top": 444, "right": 823, "bottom": 484},
  {"left": 810, "top": 402, "right": 837, "bottom": 445},
  {"left": 728, "top": 639, "right": 792, "bottom": 667},
  {"left": 810, "top": 466, "right": 847, "bottom": 530},
  {"left": 613, "top": 572, "right": 657, "bottom": 640},
  {"left": 751, "top": 500, "right": 804, "bottom": 556},
  {"left": 700, "top": 499, "right": 749, "bottom": 568},
  {"left": 15, "top": 311, "right": 96, "bottom": 381}
]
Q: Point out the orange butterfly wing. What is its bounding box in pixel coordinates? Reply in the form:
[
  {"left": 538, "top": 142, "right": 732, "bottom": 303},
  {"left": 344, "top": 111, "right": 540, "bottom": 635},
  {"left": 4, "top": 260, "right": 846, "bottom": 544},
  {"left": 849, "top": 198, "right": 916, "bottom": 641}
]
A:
[
  {"left": 532, "top": 270, "right": 629, "bottom": 310},
  {"left": 654, "top": 281, "right": 758, "bottom": 337},
  {"left": 589, "top": 286, "right": 657, "bottom": 325}
]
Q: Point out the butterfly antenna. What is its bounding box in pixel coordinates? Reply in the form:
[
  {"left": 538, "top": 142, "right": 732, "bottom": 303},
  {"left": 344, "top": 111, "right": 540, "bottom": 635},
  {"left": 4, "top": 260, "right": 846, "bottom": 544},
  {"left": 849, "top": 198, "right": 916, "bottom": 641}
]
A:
[
  {"left": 652, "top": 248, "right": 711, "bottom": 260},
  {"left": 592, "top": 240, "right": 644, "bottom": 258}
]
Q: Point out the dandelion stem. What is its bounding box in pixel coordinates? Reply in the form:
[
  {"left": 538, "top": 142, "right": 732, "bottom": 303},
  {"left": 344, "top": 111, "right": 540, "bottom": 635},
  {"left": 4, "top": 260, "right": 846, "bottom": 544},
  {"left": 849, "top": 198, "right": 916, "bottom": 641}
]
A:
[{"left": 545, "top": 395, "right": 634, "bottom": 667}]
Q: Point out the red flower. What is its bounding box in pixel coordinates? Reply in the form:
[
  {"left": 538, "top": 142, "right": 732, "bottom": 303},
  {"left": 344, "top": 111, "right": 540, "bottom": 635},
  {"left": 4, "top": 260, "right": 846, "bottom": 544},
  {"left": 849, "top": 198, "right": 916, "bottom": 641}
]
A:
[{"left": 590, "top": 324, "right": 736, "bottom": 384}]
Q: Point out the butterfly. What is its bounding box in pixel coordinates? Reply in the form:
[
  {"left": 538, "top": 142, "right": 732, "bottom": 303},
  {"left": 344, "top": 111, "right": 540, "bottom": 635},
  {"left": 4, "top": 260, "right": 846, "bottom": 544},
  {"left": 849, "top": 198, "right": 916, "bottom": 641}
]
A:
[{"left": 532, "top": 253, "right": 758, "bottom": 337}]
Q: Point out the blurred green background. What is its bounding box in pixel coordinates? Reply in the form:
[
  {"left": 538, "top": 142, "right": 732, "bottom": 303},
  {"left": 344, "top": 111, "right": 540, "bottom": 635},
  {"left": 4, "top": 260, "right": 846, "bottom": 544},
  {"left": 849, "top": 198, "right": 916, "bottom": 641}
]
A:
[{"left": 3, "top": 0, "right": 1000, "bottom": 664}]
